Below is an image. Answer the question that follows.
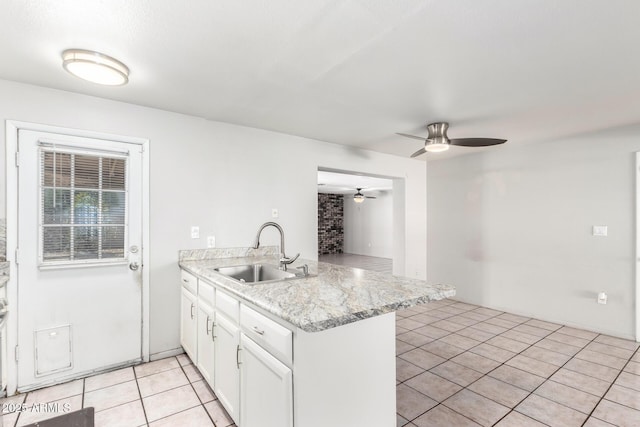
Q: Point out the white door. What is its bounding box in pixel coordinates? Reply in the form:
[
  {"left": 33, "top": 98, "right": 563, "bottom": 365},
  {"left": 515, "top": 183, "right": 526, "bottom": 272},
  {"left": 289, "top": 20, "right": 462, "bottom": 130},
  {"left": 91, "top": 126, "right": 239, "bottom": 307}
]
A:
[
  {"left": 240, "top": 334, "right": 293, "bottom": 427},
  {"left": 17, "top": 129, "right": 144, "bottom": 390}
]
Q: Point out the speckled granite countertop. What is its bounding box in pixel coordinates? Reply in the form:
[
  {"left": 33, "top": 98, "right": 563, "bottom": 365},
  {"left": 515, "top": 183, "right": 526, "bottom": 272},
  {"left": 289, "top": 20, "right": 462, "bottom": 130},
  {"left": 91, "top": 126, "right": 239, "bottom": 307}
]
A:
[
  {"left": 0, "top": 262, "right": 9, "bottom": 288},
  {"left": 179, "top": 248, "right": 455, "bottom": 333}
]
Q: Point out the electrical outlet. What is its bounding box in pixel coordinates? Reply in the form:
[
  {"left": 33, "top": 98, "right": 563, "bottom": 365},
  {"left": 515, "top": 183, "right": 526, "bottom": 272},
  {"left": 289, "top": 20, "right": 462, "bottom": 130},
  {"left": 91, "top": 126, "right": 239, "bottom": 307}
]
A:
[
  {"left": 593, "top": 226, "right": 608, "bottom": 237},
  {"left": 191, "top": 226, "right": 200, "bottom": 239},
  {"left": 207, "top": 235, "right": 216, "bottom": 248},
  {"left": 272, "top": 208, "right": 279, "bottom": 218},
  {"left": 597, "top": 292, "right": 607, "bottom": 304}
]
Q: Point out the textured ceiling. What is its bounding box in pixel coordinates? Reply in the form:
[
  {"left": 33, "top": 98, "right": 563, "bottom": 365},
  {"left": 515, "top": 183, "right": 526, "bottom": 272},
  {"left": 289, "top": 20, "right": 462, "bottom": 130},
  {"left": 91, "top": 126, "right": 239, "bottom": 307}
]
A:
[{"left": 1, "top": 0, "right": 639, "bottom": 160}]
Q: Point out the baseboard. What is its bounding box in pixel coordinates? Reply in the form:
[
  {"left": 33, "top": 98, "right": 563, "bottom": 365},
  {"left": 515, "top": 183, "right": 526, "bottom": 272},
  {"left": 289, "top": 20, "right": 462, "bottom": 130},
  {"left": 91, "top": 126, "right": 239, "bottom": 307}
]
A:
[{"left": 150, "top": 347, "right": 184, "bottom": 361}]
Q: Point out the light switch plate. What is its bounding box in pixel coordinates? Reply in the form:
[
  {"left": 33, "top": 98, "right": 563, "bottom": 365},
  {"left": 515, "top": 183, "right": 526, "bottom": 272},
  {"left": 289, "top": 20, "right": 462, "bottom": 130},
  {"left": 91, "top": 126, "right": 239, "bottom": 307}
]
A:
[
  {"left": 272, "top": 208, "right": 279, "bottom": 218},
  {"left": 191, "top": 226, "right": 200, "bottom": 239},
  {"left": 207, "top": 235, "right": 216, "bottom": 248},
  {"left": 592, "top": 226, "right": 608, "bottom": 237}
]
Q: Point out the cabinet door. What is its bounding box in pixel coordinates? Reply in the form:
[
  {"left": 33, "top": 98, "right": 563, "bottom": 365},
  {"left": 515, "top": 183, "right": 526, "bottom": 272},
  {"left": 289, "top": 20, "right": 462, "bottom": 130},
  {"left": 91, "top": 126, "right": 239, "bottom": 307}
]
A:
[
  {"left": 214, "top": 313, "right": 240, "bottom": 424},
  {"left": 197, "top": 300, "right": 215, "bottom": 385},
  {"left": 240, "top": 334, "right": 293, "bottom": 427},
  {"left": 180, "top": 288, "right": 197, "bottom": 362}
]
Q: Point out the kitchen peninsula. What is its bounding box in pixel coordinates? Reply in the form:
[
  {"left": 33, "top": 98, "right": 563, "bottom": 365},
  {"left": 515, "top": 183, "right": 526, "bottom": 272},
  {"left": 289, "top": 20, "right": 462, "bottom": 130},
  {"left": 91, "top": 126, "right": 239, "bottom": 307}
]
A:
[{"left": 179, "top": 246, "right": 455, "bottom": 427}]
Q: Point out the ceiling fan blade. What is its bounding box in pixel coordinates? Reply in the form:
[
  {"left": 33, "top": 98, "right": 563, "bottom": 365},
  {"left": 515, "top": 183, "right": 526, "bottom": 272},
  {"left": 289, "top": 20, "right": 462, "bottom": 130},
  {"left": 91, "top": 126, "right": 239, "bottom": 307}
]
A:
[
  {"left": 449, "top": 138, "right": 507, "bottom": 147},
  {"left": 410, "top": 147, "right": 427, "bottom": 158},
  {"left": 365, "top": 196, "right": 377, "bottom": 199},
  {"left": 397, "top": 133, "right": 426, "bottom": 141}
]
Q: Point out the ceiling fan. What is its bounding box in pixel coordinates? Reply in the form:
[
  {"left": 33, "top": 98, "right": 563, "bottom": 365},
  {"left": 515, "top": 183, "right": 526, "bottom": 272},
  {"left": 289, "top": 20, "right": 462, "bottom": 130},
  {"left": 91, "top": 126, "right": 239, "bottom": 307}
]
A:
[
  {"left": 398, "top": 122, "right": 507, "bottom": 158},
  {"left": 353, "top": 188, "right": 376, "bottom": 204}
]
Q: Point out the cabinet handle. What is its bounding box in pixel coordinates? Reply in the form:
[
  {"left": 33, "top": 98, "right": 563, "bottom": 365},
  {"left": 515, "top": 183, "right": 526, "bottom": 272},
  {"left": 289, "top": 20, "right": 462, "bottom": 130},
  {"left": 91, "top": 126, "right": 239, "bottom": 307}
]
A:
[
  {"left": 206, "top": 316, "right": 212, "bottom": 335},
  {"left": 190, "top": 303, "right": 195, "bottom": 319},
  {"left": 236, "top": 345, "right": 242, "bottom": 369},
  {"left": 212, "top": 322, "right": 216, "bottom": 342},
  {"left": 182, "top": 278, "right": 189, "bottom": 283},
  {"left": 252, "top": 326, "right": 265, "bottom": 335}
]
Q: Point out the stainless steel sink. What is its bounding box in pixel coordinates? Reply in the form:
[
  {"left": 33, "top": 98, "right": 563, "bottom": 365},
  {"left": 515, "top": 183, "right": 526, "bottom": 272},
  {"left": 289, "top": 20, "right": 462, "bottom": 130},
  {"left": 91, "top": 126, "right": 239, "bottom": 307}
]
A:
[{"left": 214, "top": 264, "right": 298, "bottom": 284}]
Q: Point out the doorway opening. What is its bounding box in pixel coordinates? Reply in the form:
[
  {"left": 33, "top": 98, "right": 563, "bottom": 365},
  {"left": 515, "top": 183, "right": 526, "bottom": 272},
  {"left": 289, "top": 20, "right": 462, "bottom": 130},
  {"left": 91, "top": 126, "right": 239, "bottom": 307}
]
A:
[{"left": 317, "top": 170, "right": 396, "bottom": 274}]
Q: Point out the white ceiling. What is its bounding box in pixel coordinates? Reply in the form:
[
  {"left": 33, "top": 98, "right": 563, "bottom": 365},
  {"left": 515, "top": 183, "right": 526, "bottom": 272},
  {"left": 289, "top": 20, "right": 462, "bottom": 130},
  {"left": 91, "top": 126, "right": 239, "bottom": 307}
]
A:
[
  {"left": 1, "top": 1, "right": 639, "bottom": 160},
  {"left": 318, "top": 171, "right": 393, "bottom": 194}
]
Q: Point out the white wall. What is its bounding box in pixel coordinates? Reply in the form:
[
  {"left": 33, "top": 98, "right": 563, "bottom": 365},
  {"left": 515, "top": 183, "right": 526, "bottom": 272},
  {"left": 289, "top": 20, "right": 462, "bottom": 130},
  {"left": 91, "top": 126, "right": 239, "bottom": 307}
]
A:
[
  {"left": 344, "top": 192, "right": 393, "bottom": 258},
  {"left": 427, "top": 126, "right": 640, "bottom": 340},
  {"left": 0, "top": 79, "right": 427, "bottom": 356}
]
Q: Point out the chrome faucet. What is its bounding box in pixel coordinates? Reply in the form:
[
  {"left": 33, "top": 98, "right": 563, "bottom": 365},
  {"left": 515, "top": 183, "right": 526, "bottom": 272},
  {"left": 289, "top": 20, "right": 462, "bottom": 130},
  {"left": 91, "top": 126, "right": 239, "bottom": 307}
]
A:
[{"left": 253, "top": 222, "right": 300, "bottom": 270}]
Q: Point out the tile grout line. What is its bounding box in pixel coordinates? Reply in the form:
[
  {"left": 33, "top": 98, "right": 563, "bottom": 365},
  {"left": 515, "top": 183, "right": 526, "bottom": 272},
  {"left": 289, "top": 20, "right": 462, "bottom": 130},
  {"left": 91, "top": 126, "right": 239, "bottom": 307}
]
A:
[
  {"left": 80, "top": 378, "right": 85, "bottom": 413},
  {"left": 397, "top": 301, "right": 488, "bottom": 425},
  {"left": 416, "top": 304, "right": 640, "bottom": 425},
  {"left": 579, "top": 344, "right": 640, "bottom": 426},
  {"left": 5, "top": 358, "right": 213, "bottom": 427},
  {"left": 178, "top": 356, "right": 219, "bottom": 426},
  {"left": 399, "top": 304, "right": 535, "bottom": 423},
  {"left": 12, "top": 390, "right": 28, "bottom": 427},
  {"left": 133, "top": 359, "right": 151, "bottom": 426},
  {"left": 427, "top": 310, "right": 554, "bottom": 425},
  {"left": 488, "top": 328, "right": 603, "bottom": 426},
  {"left": 398, "top": 303, "right": 624, "bottom": 425},
  {"left": 17, "top": 393, "right": 31, "bottom": 427},
  {"left": 408, "top": 303, "right": 630, "bottom": 382},
  {"left": 145, "top": 357, "right": 218, "bottom": 425},
  {"left": 405, "top": 305, "right": 540, "bottom": 381},
  {"left": 402, "top": 309, "right": 511, "bottom": 424}
]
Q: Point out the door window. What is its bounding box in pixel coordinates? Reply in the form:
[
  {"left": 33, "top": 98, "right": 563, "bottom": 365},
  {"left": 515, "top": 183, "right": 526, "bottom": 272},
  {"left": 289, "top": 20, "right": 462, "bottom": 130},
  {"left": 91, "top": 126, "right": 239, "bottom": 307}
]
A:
[{"left": 40, "top": 147, "right": 128, "bottom": 265}]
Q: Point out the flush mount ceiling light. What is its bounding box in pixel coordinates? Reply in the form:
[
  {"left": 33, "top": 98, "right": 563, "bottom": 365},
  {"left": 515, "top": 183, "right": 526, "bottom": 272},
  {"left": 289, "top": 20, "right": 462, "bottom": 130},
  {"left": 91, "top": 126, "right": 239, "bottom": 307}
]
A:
[{"left": 62, "top": 49, "right": 129, "bottom": 86}]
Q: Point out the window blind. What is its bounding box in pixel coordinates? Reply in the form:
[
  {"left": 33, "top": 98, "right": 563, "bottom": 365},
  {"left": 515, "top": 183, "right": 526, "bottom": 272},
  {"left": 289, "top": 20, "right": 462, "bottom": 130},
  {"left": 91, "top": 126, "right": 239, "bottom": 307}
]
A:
[{"left": 40, "top": 147, "right": 128, "bottom": 264}]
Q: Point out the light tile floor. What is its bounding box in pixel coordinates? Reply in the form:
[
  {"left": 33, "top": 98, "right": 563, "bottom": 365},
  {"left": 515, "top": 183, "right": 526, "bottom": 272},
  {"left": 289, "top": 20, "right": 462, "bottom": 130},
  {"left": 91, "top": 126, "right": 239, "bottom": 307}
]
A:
[
  {"left": 1, "top": 298, "right": 638, "bottom": 426},
  {"left": 318, "top": 253, "right": 393, "bottom": 274},
  {"left": 0, "top": 355, "right": 236, "bottom": 427},
  {"left": 396, "top": 299, "right": 640, "bottom": 427}
]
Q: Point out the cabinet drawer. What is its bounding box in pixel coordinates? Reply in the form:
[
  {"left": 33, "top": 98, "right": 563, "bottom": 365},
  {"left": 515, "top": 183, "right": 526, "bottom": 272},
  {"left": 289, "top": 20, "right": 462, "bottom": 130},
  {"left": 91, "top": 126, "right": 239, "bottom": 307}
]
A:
[
  {"left": 181, "top": 270, "right": 197, "bottom": 295},
  {"left": 216, "top": 289, "right": 239, "bottom": 322},
  {"left": 199, "top": 281, "right": 214, "bottom": 306},
  {"left": 240, "top": 305, "right": 292, "bottom": 366}
]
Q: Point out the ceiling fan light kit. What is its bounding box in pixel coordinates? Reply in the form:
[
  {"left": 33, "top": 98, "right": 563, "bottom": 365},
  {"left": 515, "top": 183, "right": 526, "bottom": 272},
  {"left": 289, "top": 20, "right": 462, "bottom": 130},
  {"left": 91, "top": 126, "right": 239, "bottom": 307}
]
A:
[
  {"left": 398, "top": 122, "right": 507, "bottom": 158},
  {"left": 424, "top": 137, "right": 450, "bottom": 153},
  {"left": 353, "top": 188, "right": 376, "bottom": 203}
]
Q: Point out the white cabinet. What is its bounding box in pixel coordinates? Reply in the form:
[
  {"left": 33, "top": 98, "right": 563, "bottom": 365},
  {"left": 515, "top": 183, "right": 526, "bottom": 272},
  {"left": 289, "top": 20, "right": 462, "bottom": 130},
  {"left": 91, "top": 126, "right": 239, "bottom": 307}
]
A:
[
  {"left": 180, "top": 269, "right": 292, "bottom": 426},
  {"left": 240, "top": 305, "right": 292, "bottom": 365},
  {"left": 179, "top": 269, "right": 292, "bottom": 427},
  {"left": 196, "top": 280, "right": 215, "bottom": 384},
  {"left": 180, "top": 267, "right": 396, "bottom": 427},
  {"left": 197, "top": 300, "right": 215, "bottom": 384},
  {"left": 180, "top": 270, "right": 198, "bottom": 362},
  {"left": 214, "top": 312, "right": 240, "bottom": 424},
  {"left": 180, "top": 287, "right": 197, "bottom": 362},
  {"left": 240, "top": 334, "right": 293, "bottom": 427}
]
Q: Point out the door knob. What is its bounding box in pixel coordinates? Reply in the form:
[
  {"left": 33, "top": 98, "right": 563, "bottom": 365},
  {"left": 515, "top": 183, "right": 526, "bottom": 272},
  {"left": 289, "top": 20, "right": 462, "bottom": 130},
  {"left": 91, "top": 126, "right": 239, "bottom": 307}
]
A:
[{"left": 129, "top": 262, "right": 140, "bottom": 271}]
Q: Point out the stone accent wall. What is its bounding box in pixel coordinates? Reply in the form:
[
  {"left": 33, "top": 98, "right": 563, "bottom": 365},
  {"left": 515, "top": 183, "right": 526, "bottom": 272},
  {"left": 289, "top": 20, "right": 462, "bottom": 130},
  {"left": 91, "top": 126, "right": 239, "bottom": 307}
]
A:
[{"left": 318, "top": 193, "right": 344, "bottom": 255}]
